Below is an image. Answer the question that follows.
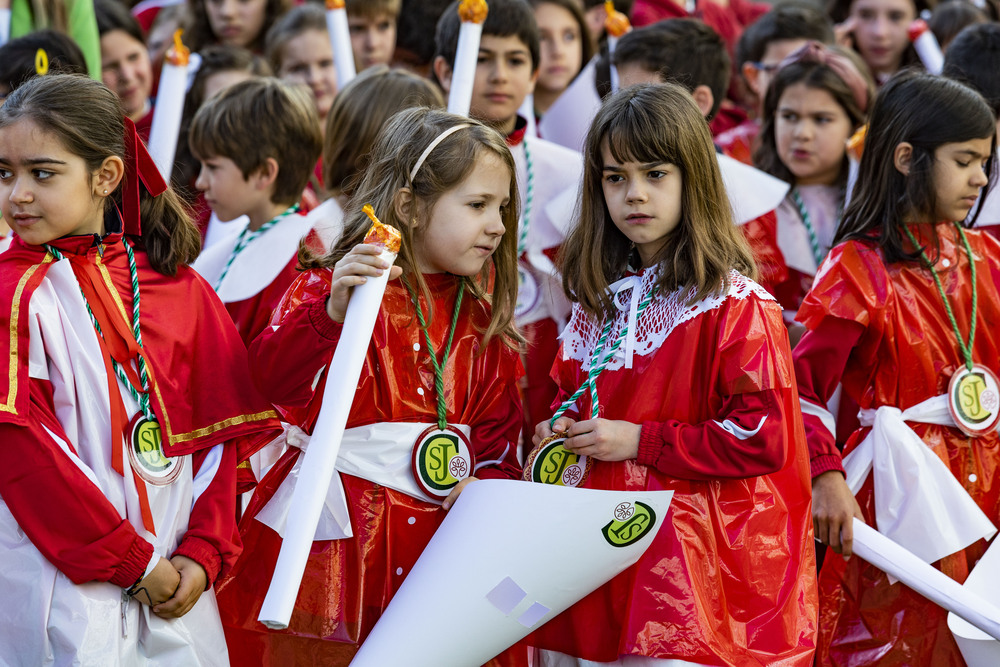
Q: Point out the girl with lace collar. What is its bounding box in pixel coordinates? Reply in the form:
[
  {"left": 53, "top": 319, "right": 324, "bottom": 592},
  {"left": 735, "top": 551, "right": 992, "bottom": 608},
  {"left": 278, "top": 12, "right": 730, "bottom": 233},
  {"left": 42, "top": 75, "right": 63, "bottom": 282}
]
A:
[{"left": 526, "top": 82, "right": 817, "bottom": 666}]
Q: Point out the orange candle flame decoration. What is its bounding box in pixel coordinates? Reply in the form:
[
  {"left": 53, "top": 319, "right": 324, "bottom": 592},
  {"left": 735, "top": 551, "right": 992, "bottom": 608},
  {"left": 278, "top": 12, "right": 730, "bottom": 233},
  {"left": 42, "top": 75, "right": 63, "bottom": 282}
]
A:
[
  {"left": 847, "top": 125, "right": 867, "bottom": 161},
  {"left": 325, "top": 0, "right": 345, "bottom": 9},
  {"left": 362, "top": 204, "right": 402, "bottom": 254},
  {"left": 458, "top": 0, "right": 489, "bottom": 23},
  {"left": 166, "top": 29, "right": 190, "bottom": 66},
  {"left": 604, "top": 1, "right": 631, "bottom": 37}
]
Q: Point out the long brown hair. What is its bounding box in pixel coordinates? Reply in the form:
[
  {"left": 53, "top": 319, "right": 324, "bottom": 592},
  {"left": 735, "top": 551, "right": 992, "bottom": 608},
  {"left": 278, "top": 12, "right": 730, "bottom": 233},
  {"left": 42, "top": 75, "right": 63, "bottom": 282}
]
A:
[
  {"left": 836, "top": 71, "right": 996, "bottom": 263},
  {"left": 308, "top": 107, "right": 523, "bottom": 348},
  {"left": 562, "top": 83, "right": 756, "bottom": 321},
  {"left": 0, "top": 75, "right": 201, "bottom": 275}
]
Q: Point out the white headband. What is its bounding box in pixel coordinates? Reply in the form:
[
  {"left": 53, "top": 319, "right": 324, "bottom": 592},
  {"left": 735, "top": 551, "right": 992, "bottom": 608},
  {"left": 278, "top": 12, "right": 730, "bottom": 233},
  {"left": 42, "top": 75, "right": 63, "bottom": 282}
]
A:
[{"left": 409, "top": 124, "right": 472, "bottom": 182}]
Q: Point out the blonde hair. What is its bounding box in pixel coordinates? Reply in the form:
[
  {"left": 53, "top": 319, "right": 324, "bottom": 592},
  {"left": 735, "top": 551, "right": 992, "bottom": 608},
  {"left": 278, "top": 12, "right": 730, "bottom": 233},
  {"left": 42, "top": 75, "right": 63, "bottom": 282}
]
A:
[
  {"left": 313, "top": 107, "right": 523, "bottom": 348},
  {"left": 562, "top": 83, "right": 756, "bottom": 320}
]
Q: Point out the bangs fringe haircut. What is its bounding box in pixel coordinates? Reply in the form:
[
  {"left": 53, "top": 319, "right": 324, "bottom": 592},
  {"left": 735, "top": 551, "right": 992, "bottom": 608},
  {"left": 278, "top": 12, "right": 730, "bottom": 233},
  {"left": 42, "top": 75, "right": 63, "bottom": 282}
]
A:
[
  {"left": 562, "top": 83, "right": 756, "bottom": 321},
  {"left": 306, "top": 107, "right": 524, "bottom": 350}
]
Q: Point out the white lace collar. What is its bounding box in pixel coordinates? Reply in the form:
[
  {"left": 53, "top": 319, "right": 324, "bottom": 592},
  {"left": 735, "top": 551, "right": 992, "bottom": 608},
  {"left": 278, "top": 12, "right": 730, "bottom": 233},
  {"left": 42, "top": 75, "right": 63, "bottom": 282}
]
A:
[{"left": 562, "top": 269, "right": 774, "bottom": 372}]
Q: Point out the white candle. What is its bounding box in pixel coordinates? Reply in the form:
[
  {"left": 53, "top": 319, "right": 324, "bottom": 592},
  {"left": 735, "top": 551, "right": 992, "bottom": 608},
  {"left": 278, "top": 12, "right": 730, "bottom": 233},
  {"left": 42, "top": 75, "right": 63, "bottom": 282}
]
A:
[
  {"left": 147, "top": 30, "right": 189, "bottom": 181},
  {"left": 257, "top": 207, "right": 400, "bottom": 630},
  {"left": 325, "top": 0, "right": 356, "bottom": 91},
  {"left": 908, "top": 19, "right": 944, "bottom": 75},
  {"left": 447, "top": 0, "right": 489, "bottom": 116},
  {"left": 0, "top": 8, "right": 11, "bottom": 47},
  {"left": 604, "top": 1, "right": 631, "bottom": 94}
]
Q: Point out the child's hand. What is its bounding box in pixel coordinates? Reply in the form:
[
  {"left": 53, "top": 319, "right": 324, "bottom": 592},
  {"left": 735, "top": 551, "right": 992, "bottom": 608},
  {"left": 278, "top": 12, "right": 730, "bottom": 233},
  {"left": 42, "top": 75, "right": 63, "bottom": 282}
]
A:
[
  {"left": 152, "top": 556, "right": 208, "bottom": 618},
  {"left": 129, "top": 557, "right": 180, "bottom": 607},
  {"left": 812, "top": 471, "right": 865, "bottom": 559},
  {"left": 834, "top": 16, "right": 857, "bottom": 49},
  {"left": 326, "top": 243, "right": 403, "bottom": 323},
  {"left": 561, "top": 418, "right": 641, "bottom": 461},
  {"left": 532, "top": 416, "right": 576, "bottom": 446},
  {"left": 441, "top": 476, "right": 478, "bottom": 511}
]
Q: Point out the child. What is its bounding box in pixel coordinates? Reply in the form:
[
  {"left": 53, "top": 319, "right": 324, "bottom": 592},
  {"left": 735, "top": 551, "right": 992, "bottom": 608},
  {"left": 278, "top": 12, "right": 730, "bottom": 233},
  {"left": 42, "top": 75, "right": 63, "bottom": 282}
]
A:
[
  {"left": 434, "top": 0, "right": 583, "bottom": 444},
  {"left": 751, "top": 41, "right": 872, "bottom": 323},
  {"left": 530, "top": 0, "right": 595, "bottom": 119},
  {"left": 611, "top": 19, "right": 794, "bottom": 290},
  {"left": 529, "top": 82, "right": 816, "bottom": 666},
  {"left": 929, "top": 0, "right": 988, "bottom": 51},
  {"left": 346, "top": 0, "right": 399, "bottom": 71},
  {"left": 0, "top": 74, "right": 280, "bottom": 664},
  {"left": 796, "top": 71, "right": 1000, "bottom": 666},
  {"left": 312, "top": 64, "right": 444, "bottom": 249},
  {"left": 189, "top": 77, "right": 322, "bottom": 346},
  {"left": 265, "top": 4, "right": 338, "bottom": 130},
  {"left": 944, "top": 22, "right": 1000, "bottom": 234},
  {"left": 829, "top": 0, "right": 928, "bottom": 84},
  {"left": 172, "top": 45, "right": 271, "bottom": 230},
  {"left": 216, "top": 107, "right": 525, "bottom": 665},
  {"left": 613, "top": 18, "right": 730, "bottom": 123},
  {"left": 186, "top": 0, "right": 290, "bottom": 53},
  {"left": 721, "top": 1, "right": 834, "bottom": 164},
  {"left": 95, "top": 0, "right": 154, "bottom": 134}
]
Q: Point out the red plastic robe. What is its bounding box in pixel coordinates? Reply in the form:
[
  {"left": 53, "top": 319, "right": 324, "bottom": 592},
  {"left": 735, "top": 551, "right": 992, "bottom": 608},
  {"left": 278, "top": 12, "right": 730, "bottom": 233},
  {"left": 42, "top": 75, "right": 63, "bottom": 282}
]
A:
[
  {"left": 216, "top": 269, "right": 526, "bottom": 666},
  {"left": 529, "top": 269, "right": 817, "bottom": 665},
  {"left": 794, "top": 224, "right": 1000, "bottom": 666}
]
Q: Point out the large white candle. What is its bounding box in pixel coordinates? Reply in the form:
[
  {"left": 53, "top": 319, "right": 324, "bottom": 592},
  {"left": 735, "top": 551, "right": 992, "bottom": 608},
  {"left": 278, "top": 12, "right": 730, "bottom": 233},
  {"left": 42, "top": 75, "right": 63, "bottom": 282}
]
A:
[
  {"left": 447, "top": 0, "right": 489, "bottom": 116},
  {"left": 908, "top": 19, "right": 944, "bottom": 75},
  {"left": 257, "top": 205, "right": 400, "bottom": 630},
  {"left": 147, "top": 30, "right": 189, "bottom": 181},
  {"left": 604, "top": 1, "right": 631, "bottom": 94},
  {"left": 325, "top": 0, "right": 356, "bottom": 91}
]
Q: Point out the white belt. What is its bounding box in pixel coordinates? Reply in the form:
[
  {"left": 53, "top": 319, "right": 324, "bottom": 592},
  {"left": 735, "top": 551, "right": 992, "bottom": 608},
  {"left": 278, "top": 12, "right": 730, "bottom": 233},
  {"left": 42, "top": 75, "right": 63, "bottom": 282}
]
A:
[
  {"left": 256, "top": 422, "right": 471, "bottom": 541},
  {"left": 844, "top": 394, "right": 996, "bottom": 564}
]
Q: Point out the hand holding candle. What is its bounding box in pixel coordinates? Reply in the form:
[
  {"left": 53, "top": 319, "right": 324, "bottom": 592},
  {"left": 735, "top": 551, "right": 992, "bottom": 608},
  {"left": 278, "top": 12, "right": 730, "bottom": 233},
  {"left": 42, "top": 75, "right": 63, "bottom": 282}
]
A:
[
  {"left": 257, "top": 205, "right": 400, "bottom": 630},
  {"left": 147, "top": 30, "right": 190, "bottom": 181},
  {"left": 326, "top": 0, "right": 356, "bottom": 90},
  {"left": 448, "top": 0, "right": 490, "bottom": 116}
]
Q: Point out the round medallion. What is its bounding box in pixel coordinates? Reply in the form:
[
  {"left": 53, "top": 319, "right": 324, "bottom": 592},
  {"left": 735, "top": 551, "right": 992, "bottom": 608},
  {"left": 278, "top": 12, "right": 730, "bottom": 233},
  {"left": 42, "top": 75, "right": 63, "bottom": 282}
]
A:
[
  {"left": 126, "top": 414, "right": 183, "bottom": 486},
  {"left": 411, "top": 425, "right": 476, "bottom": 499},
  {"left": 523, "top": 432, "right": 592, "bottom": 487},
  {"left": 948, "top": 364, "right": 1000, "bottom": 436},
  {"left": 515, "top": 264, "right": 540, "bottom": 319}
]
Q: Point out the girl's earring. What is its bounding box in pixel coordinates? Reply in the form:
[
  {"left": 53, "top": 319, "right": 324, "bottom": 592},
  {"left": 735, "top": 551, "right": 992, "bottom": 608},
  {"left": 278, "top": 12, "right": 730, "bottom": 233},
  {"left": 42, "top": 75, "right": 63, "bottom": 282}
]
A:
[{"left": 103, "top": 189, "right": 108, "bottom": 195}]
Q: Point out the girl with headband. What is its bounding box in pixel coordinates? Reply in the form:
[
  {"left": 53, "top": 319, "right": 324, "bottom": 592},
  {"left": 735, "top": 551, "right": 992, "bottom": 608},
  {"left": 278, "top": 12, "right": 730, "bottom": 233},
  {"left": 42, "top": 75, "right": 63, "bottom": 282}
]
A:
[
  {"left": 0, "top": 74, "right": 280, "bottom": 664},
  {"left": 217, "top": 107, "right": 526, "bottom": 665},
  {"left": 751, "top": 40, "right": 874, "bottom": 333}
]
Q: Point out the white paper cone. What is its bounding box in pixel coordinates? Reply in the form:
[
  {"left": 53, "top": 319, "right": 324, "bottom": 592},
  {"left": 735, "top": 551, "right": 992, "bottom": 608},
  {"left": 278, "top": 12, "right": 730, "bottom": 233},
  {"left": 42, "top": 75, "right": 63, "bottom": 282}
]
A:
[
  {"left": 0, "top": 8, "right": 11, "bottom": 46},
  {"left": 852, "top": 520, "right": 1000, "bottom": 642},
  {"left": 327, "top": 7, "right": 356, "bottom": 91},
  {"left": 147, "top": 61, "right": 188, "bottom": 181},
  {"left": 949, "top": 537, "right": 1000, "bottom": 666},
  {"left": 257, "top": 248, "right": 397, "bottom": 630},
  {"left": 351, "top": 479, "right": 673, "bottom": 666},
  {"left": 448, "top": 21, "right": 484, "bottom": 116}
]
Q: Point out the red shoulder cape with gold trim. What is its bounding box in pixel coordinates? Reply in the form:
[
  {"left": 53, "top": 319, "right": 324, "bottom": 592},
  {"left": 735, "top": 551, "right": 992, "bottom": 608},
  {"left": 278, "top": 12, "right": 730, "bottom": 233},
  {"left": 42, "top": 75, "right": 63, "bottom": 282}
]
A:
[{"left": 0, "top": 234, "right": 280, "bottom": 463}]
